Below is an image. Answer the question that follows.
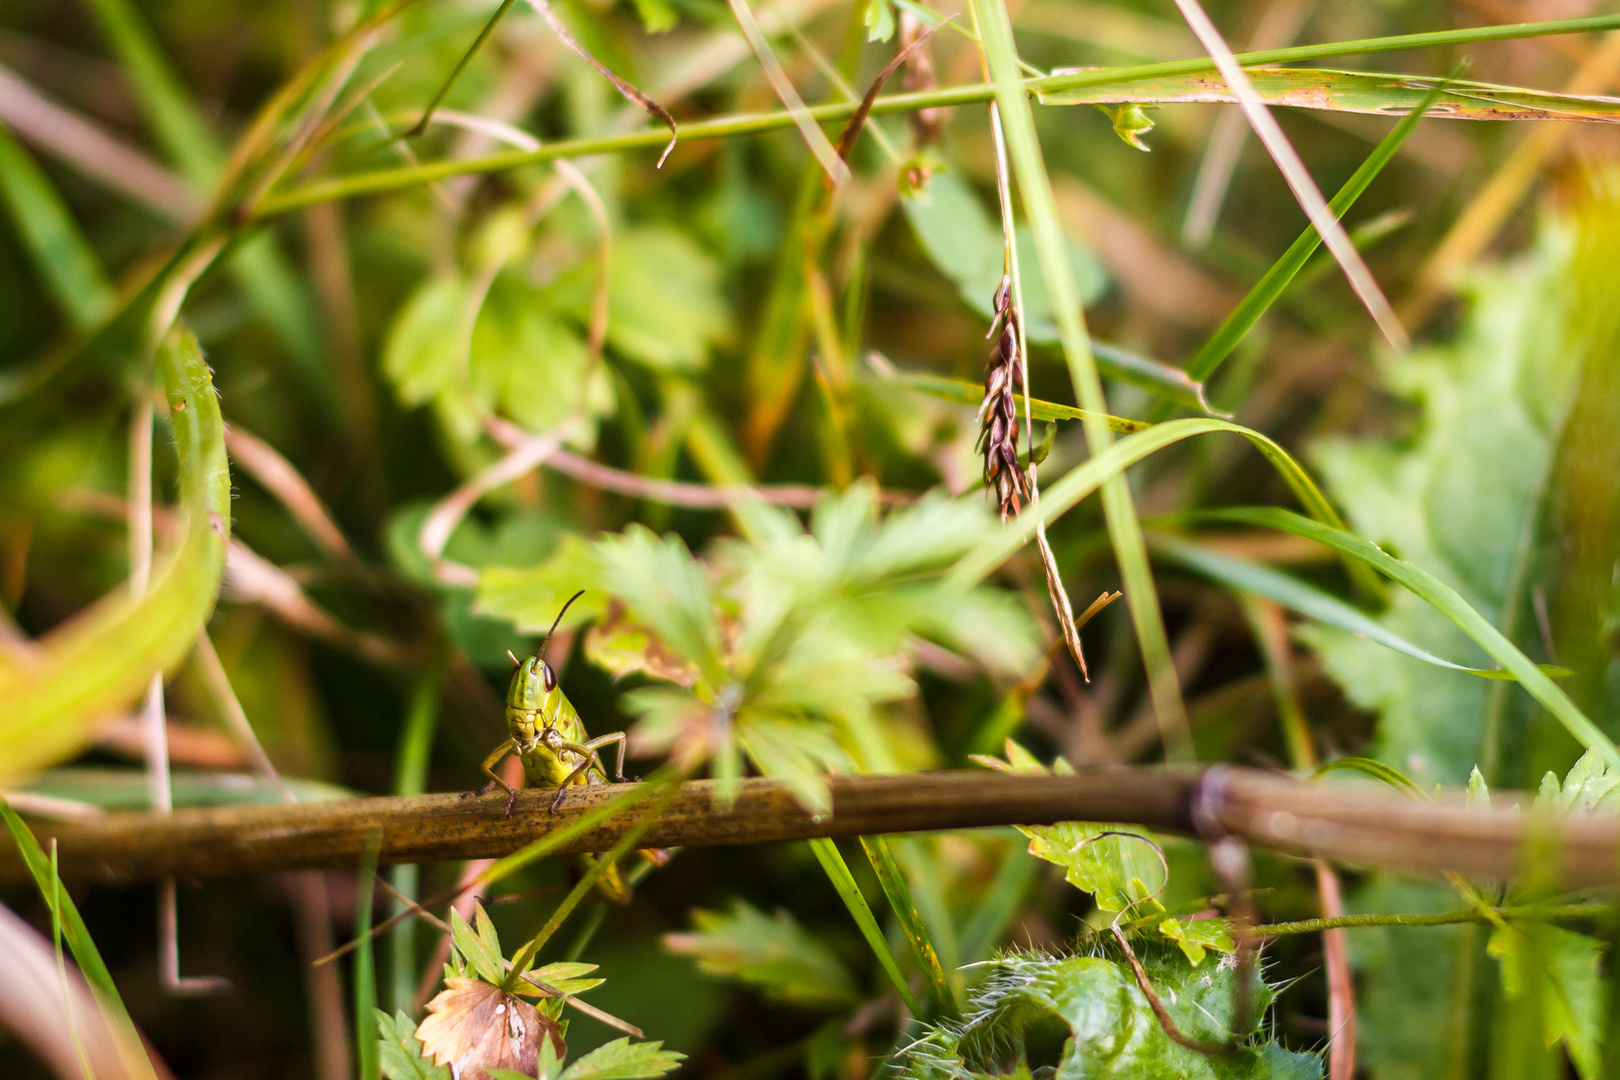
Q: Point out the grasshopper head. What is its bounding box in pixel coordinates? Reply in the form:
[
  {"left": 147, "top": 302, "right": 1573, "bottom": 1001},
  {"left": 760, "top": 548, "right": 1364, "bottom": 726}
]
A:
[{"left": 506, "top": 655, "right": 557, "bottom": 712}]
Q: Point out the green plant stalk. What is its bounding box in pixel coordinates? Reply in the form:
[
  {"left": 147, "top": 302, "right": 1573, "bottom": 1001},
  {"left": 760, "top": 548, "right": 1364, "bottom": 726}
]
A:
[
  {"left": 390, "top": 657, "right": 445, "bottom": 1013},
  {"left": 1153, "top": 78, "right": 1448, "bottom": 423},
  {"left": 970, "top": 0, "right": 1190, "bottom": 758},
  {"left": 0, "top": 327, "right": 229, "bottom": 782},
  {"left": 809, "top": 837, "right": 923, "bottom": 1017},
  {"left": 858, "top": 836, "right": 961, "bottom": 1016},
  {"left": 1240, "top": 903, "right": 1614, "bottom": 936},
  {"left": 1198, "top": 507, "right": 1620, "bottom": 768},
  {"left": 502, "top": 776, "right": 683, "bottom": 983},
  {"left": 250, "top": 14, "right": 1620, "bottom": 217},
  {"left": 355, "top": 838, "right": 381, "bottom": 1080},
  {"left": 411, "top": 0, "right": 520, "bottom": 137}
]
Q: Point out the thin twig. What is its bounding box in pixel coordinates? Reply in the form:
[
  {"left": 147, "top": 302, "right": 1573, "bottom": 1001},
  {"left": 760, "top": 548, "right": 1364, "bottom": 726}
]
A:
[
  {"left": 1110, "top": 923, "right": 1232, "bottom": 1055},
  {"left": 224, "top": 426, "right": 355, "bottom": 563}
]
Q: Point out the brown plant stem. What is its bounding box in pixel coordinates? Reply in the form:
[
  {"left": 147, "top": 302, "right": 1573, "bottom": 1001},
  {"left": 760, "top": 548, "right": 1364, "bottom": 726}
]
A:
[{"left": 13, "top": 768, "right": 1620, "bottom": 891}]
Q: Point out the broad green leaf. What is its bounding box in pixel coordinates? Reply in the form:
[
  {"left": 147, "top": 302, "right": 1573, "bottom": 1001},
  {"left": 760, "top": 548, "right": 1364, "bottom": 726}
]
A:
[
  {"left": 1152, "top": 533, "right": 1567, "bottom": 681},
  {"left": 558, "top": 1037, "right": 685, "bottom": 1080},
  {"left": 383, "top": 275, "right": 466, "bottom": 409},
  {"left": 1489, "top": 924, "right": 1605, "bottom": 1080},
  {"left": 522, "top": 961, "right": 605, "bottom": 997},
  {"left": 0, "top": 328, "right": 229, "bottom": 782},
  {"left": 1038, "top": 67, "right": 1620, "bottom": 123},
  {"left": 1158, "top": 916, "right": 1235, "bottom": 966},
  {"left": 663, "top": 900, "right": 860, "bottom": 1008},
  {"left": 864, "top": 0, "right": 895, "bottom": 41},
  {"left": 553, "top": 226, "right": 730, "bottom": 372},
  {"left": 896, "top": 950, "right": 1316, "bottom": 1080},
  {"left": 377, "top": 1009, "right": 451, "bottom": 1080},
  {"left": 901, "top": 172, "right": 1107, "bottom": 342},
  {"left": 476, "top": 534, "right": 611, "bottom": 633}
]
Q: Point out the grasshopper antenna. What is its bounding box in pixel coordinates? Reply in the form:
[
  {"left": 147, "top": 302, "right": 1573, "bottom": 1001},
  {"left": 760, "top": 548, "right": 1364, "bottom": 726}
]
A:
[{"left": 540, "top": 590, "right": 587, "bottom": 658}]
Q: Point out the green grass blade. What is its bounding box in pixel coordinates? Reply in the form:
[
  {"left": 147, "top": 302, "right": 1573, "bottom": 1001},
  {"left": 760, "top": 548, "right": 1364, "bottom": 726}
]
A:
[
  {"left": 355, "top": 838, "right": 382, "bottom": 1080},
  {"left": 0, "top": 326, "right": 230, "bottom": 781},
  {"left": 1314, "top": 757, "right": 1427, "bottom": 799},
  {"left": 946, "top": 416, "right": 1381, "bottom": 611},
  {"left": 0, "top": 128, "right": 115, "bottom": 330},
  {"left": 1038, "top": 67, "right": 1620, "bottom": 122},
  {"left": 252, "top": 14, "right": 1620, "bottom": 215},
  {"left": 0, "top": 796, "right": 123, "bottom": 1005},
  {"left": 1157, "top": 76, "right": 1443, "bottom": 421},
  {"left": 969, "top": 0, "right": 1189, "bottom": 759},
  {"left": 858, "top": 836, "right": 960, "bottom": 1016},
  {"left": 1150, "top": 533, "right": 1565, "bottom": 681},
  {"left": 410, "top": 0, "right": 521, "bottom": 137},
  {"left": 389, "top": 657, "right": 444, "bottom": 1012},
  {"left": 1195, "top": 506, "right": 1620, "bottom": 769},
  {"left": 878, "top": 369, "right": 1152, "bottom": 431},
  {"left": 808, "top": 837, "right": 923, "bottom": 1017}
]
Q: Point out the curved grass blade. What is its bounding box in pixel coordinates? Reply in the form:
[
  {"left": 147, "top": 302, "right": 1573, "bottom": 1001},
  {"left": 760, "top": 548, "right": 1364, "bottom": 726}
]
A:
[
  {"left": 0, "top": 326, "right": 230, "bottom": 782},
  {"left": 1315, "top": 756, "right": 1427, "bottom": 800},
  {"left": 1195, "top": 506, "right": 1620, "bottom": 769},
  {"left": 1038, "top": 68, "right": 1620, "bottom": 123},
  {"left": 879, "top": 369, "right": 1151, "bottom": 431},
  {"left": 1150, "top": 533, "right": 1569, "bottom": 682},
  {"left": 809, "top": 837, "right": 923, "bottom": 1017},
  {"left": 835, "top": 18, "right": 949, "bottom": 163},
  {"left": 858, "top": 836, "right": 959, "bottom": 1016},
  {"left": 1090, "top": 341, "right": 1215, "bottom": 413},
  {"left": 946, "top": 416, "right": 1381, "bottom": 598},
  {"left": 408, "top": 0, "right": 520, "bottom": 137},
  {"left": 0, "top": 127, "right": 115, "bottom": 330}
]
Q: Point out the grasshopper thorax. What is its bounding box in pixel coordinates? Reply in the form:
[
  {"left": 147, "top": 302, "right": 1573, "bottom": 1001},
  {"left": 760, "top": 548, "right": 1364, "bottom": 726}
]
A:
[{"left": 507, "top": 655, "right": 557, "bottom": 712}]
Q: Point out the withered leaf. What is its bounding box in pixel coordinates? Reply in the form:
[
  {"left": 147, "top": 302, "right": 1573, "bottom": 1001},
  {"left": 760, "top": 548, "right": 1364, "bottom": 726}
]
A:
[
  {"left": 417, "top": 978, "right": 565, "bottom": 1080},
  {"left": 585, "top": 601, "right": 701, "bottom": 687}
]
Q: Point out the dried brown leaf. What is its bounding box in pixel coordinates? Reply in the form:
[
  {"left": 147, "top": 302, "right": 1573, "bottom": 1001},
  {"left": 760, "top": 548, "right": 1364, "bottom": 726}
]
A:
[{"left": 416, "top": 978, "right": 565, "bottom": 1080}]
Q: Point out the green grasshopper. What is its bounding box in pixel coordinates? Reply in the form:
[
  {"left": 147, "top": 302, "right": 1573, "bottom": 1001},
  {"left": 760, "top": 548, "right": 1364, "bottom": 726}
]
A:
[{"left": 471, "top": 591, "right": 630, "bottom": 819}]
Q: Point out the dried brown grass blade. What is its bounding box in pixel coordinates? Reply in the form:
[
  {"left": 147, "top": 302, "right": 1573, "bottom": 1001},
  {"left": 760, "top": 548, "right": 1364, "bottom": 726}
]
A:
[
  {"left": 834, "top": 17, "right": 950, "bottom": 164},
  {"left": 521, "top": 0, "right": 678, "bottom": 167}
]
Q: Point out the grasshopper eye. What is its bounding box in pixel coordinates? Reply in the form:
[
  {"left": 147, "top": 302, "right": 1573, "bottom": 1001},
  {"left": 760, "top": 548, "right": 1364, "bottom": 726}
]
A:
[{"left": 541, "top": 663, "right": 557, "bottom": 693}]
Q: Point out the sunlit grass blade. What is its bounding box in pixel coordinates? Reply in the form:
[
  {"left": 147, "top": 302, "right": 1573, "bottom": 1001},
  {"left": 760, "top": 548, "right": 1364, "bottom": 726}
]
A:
[
  {"left": 0, "top": 128, "right": 115, "bottom": 330},
  {"left": 946, "top": 417, "right": 1383, "bottom": 616},
  {"left": 249, "top": 14, "right": 1620, "bottom": 216},
  {"left": 355, "top": 838, "right": 381, "bottom": 1080},
  {"left": 0, "top": 797, "right": 123, "bottom": 1005},
  {"left": 1194, "top": 506, "right": 1620, "bottom": 768},
  {"left": 1151, "top": 79, "right": 1444, "bottom": 424},
  {"left": 0, "top": 326, "right": 229, "bottom": 782},
  {"left": 858, "top": 836, "right": 960, "bottom": 1016},
  {"left": 1038, "top": 67, "right": 1620, "bottom": 122},
  {"left": 1150, "top": 533, "right": 1566, "bottom": 681},
  {"left": 969, "top": 0, "right": 1189, "bottom": 759},
  {"left": 809, "top": 837, "right": 923, "bottom": 1017}
]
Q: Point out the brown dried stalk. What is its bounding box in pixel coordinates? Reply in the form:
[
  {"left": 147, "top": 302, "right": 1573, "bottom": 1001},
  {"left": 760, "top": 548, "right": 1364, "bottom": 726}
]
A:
[{"left": 899, "top": 10, "right": 943, "bottom": 191}]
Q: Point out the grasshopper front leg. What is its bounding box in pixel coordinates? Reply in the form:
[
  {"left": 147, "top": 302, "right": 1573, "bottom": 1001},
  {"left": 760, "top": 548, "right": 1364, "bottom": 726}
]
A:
[
  {"left": 465, "top": 739, "right": 522, "bottom": 818},
  {"left": 547, "top": 732, "right": 630, "bottom": 813}
]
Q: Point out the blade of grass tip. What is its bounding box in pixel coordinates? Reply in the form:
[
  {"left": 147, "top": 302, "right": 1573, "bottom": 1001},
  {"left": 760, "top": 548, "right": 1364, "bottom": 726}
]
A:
[
  {"left": 1152, "top": 77, "right": 1451, "bottom": 424},
  {"left": 967, "top": 0, "right": 1191, "bottom": 760},
  {"left": 809, "top": 837, "right": 923, "bottom": 1018},
  {"left": 521, "top": 0, "right": 678, "bottom": 167},
  {"left": 50, "top": 840, "right": 98, "bottom": 1080},
  {"left": 390, "top": 657, "right": 444, "bottom": 1013},
  {"left": 1197, "top": 506, "right": 1620, "bottom": 769},
  {"left": 0, "top": 127, "right": 115, "bottom": 330},
  {"left": 355, "top": 836, "right": 381, "bottom": 1080},
  {"left": 1169, "top": 0, "right": 1406, "bottom": 351},
  {"left": 858, "top": 836, "right": 960, "bottom": 1016},
  {"left": 726, "top": 0, "right": 848, "bottom": 183},
  {"left": 408, "top": 0, "right": 520, "bottom": 137},
  {"left": 0, "top": 796, "right": 123, "bottom": 1005}
]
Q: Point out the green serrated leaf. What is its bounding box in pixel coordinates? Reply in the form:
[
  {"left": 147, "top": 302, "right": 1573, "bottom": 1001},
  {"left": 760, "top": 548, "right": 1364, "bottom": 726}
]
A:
[
  {"left": 1489, "top": 924, "right": 1605, "bottom": 1080},
  {"left": 663, "top": 900, "right": 859, "bottom": 1008},
  {"left": 1157, "top": 916, "right": 1234, "bottom": 966},
  {"left": 450, "top": 906, "right": 507, "bottom": 986},
  {"left": 558, "top": 1037, "right": 685, "bottom": 1080},
  {"left": 377, "top": 1010, "right": 451, "bottom": 1080}
]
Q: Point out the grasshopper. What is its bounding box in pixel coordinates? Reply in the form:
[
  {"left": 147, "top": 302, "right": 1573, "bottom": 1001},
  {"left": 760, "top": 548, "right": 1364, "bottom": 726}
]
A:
[{"left": 471, "top": 591, "right": 631, "bottom": 818}]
